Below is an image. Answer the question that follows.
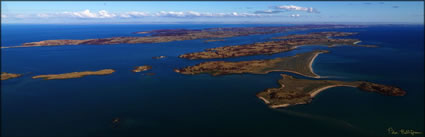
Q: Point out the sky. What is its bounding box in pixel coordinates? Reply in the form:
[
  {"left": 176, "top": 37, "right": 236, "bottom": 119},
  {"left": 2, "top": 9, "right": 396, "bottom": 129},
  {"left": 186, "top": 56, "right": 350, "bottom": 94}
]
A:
[{"left": 1, "top": 1, "right": 424, "bottom": 24}]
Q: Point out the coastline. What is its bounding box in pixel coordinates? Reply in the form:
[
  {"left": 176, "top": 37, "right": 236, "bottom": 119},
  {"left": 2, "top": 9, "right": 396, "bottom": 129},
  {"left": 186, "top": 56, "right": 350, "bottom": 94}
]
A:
[
  {"left": 256, "top": 51, "right": 325, "bottom": 78},
  {"left": 309, "top": 85, "right": 357, "bottom": 98},
  {"left": 308, "top": 51, "right": 322, "bottom": 78},
  {"left": 353, "top": 40, "right": 362, "bottom": 45}
]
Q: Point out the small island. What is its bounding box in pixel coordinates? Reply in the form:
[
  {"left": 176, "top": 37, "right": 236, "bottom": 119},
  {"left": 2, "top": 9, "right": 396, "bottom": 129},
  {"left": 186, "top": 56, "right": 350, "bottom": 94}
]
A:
[
  {"left": 175, "top": 50, "right": 327, "bottom": 78},
  {"left": 5, "top": 25, "right": 366, "bottom": 48},
  {"left": 179, "top": 31, "right": 376, "bottom": 60},
  {"left": 256, "top": 74, "right": 406, "bottom": 108},
  {"left": 132, "top": 65, "right": 152, "bottom": 72},
  {"left": 1, "top": 72, "right": 22, "bottom": 80},
  {"left": 32, "top": 69, "right": 115, "bottom": 80}
]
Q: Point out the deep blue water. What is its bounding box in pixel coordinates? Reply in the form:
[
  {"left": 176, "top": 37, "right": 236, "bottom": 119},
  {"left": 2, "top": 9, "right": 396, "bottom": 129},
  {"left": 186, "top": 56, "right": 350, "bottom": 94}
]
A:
[{"left": 1, "top": 24, "right": 424, "bottom": 136}]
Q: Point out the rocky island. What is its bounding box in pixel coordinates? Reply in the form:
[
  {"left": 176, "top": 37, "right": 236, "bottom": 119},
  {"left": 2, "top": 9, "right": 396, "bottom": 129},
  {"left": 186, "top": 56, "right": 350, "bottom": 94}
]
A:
[
  {"left": 179, "top": 31, "right": 376, "bottom": 60},
  {"left": 32, "top": 69, "right": 115, "bottom": 80},
  {"left": 256, "top": 74, "right": 406, "bottom": 108},
  {"left": 1, "top": 72, "right": 22, "bottom": 80},
  {"left": 5, "top": 25, "right": 366, "bottom": 48},
  {"left": 175, "top": 50, "right": 327, "bottom": 78},
  {"left": 132, "top": 65, "right": 152, "bottom": 72}
]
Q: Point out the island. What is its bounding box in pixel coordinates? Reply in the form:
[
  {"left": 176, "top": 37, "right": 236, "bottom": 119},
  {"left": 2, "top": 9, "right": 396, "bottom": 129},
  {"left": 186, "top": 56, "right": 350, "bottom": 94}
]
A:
[
  {"left": 175, "top": 50, "right": 327, "bottom": 78},
  {"left": 132, "top": 65, "right": 152, "bottom": 72},
  {"left": 1, "top": 72, "right": 22, "bottom": 80},
  {"left": 179, "top": 31, "right": 376, "bottom": 60},
  {"left": 32, "top": 69, "right": 115, "bottom": 80},
  {"left": 5, "top": 25, "right": 366, "bottom": 48},
  {"left": 256, "top": 74, "right": 406, "bottom": 108}
]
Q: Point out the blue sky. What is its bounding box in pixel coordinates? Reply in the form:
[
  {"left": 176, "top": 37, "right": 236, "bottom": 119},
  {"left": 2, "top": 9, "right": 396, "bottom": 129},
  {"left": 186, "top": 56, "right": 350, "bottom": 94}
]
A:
[{"left": 1, "top": 1, "right": 424, "bottom": 24}]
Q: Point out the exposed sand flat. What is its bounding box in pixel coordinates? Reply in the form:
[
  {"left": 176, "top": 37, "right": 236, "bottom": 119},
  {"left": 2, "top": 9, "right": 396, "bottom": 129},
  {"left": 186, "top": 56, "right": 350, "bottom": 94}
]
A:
[
  {"left": 309, "top": 85, "right": 357, "bottom": 98},
  {"left": 32, "top": 69, "right": 115, "bottom": 80}
]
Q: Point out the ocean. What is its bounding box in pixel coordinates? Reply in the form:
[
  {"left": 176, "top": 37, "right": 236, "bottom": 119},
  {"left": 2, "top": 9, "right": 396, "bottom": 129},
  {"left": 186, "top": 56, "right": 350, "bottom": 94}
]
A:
[{"left": 1, "top": 24, "right": 424, "bottom": 136}]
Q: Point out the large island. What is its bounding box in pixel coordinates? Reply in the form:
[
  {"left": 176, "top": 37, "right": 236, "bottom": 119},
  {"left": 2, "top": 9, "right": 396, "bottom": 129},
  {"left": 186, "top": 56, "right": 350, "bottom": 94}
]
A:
[
  {"left": 257, "top": 74, "right": 406, "bottom": 108},
  {"left": 175, "top": 50, "right": 327, "bottom": 78},
  {"left": 5, "top": 25, "right": 366, "bottom": 48},
  {"left": 179, "top": 31, "right": 376, "bottom": 60}
]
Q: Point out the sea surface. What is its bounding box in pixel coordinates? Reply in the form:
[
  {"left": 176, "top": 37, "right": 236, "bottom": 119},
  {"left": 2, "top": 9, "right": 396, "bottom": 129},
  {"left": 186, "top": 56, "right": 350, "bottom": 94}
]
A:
[{"left": 1, "top": 24, "right": 424, "bottom": 136}]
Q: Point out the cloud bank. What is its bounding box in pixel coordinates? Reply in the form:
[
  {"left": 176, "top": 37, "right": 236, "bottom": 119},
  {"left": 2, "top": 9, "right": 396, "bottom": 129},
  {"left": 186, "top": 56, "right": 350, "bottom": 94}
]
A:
[
  {"left": 275, "top": 5, "right": 319, "bottom": 13},
  {"left": 4, "top": 9, "right": 269, "bottom": 19}
]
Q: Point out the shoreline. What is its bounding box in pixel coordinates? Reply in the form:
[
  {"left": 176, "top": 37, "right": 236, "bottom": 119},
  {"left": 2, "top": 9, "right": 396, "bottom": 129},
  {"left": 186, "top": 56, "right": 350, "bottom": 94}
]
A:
[
  {"left": 260, "top": 51, "right": 325, "bottom": 78},
  {"left": 353, "top": 40, "right": 362, "bottom": 44},
  {"left": 309, "top": 85, "right": 357, "bottom": 98},
  {"left": 257, "top": 96, "right": 271, "bottom": 104},
  {"left": 308, "top": 52, "right": 322, "bottom": 78}
]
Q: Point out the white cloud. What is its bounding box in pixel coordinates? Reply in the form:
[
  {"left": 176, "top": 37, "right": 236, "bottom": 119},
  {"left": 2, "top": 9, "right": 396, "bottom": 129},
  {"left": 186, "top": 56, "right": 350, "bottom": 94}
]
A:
[
  {"left": 62, "top": 9, "right": 116, "bottom": 18},
  {"left": 276, "top": 5, "right": 319, "bottom": 13},
  {"left": 119, "top": 11, "right": 150, "bottom": 18},
  {"left": 254, "top": 10, "right": 283, "bottom": 14},
  {"left": 98, "top": 10, "right": 116, "bottom": 18},
  {"left": 2, "top": 9, "right": 269, "bottom": 20},
  {"left": 152, "top": 11, "right": 263, "bottom": 17}
]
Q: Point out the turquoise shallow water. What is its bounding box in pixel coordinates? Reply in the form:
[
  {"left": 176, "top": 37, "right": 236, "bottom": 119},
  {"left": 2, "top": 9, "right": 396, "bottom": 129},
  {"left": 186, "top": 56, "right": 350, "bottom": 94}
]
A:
[{"left": 1, "top": 24, "right": 424, "bottom": 136}]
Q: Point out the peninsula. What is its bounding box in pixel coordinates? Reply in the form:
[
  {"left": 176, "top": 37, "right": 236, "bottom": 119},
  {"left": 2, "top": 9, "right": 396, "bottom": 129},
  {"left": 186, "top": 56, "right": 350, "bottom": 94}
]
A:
[
  {"left": 6, "top": 25, "right": 366, "bottom": 48},
  {"left": 32, "top": 69, "right": 115, "bottom": 80},
  {"left": 179, "top": 31, "right": 376, "bottom": 60},
  {"left": 175, "top": 50, "right": 327, "bottom": 78},
  {"left": 256, "top": 74, "right": 406, "bottom": 108},
  {"left": 1, "top": 72, "right": 22, "bottom": 80},
  {"left": 132, "top": 65, "right": 152, "bottom": 72}
]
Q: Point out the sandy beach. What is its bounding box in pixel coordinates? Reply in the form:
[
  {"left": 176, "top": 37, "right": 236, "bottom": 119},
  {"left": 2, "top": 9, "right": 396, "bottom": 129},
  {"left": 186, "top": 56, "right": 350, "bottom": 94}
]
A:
[
  {"left": 353, "top": 40, "right": 362, "bottom": 44},
  {"left": 310, "top": 85, "right": 357, "bottom": 98},
  {"left": 257, "top": 96, "right": 271, "bottom": 104},
  {"left": 308, "top": 51, "right": 323, "bottom": 78}
]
